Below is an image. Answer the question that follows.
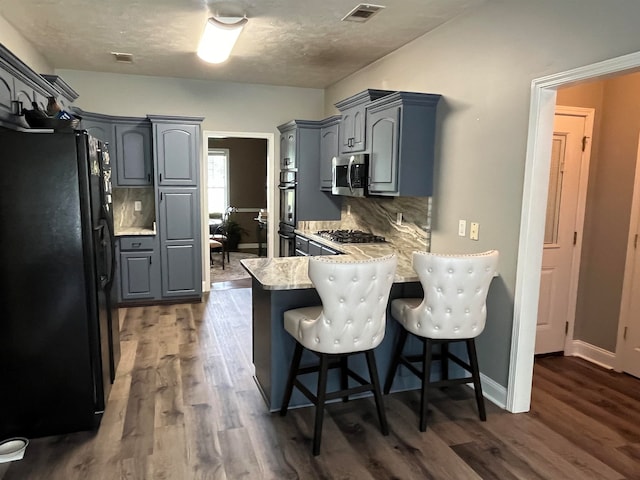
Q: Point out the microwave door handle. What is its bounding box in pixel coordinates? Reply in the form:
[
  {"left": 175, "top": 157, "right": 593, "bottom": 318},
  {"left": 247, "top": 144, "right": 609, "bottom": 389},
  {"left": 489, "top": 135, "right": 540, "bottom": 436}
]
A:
[{"left": 347, "top": 157, "right": 354, "bottom": 193}]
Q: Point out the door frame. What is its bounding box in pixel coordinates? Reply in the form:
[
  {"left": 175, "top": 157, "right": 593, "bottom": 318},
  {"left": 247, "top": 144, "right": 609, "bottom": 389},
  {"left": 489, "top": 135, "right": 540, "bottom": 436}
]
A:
[
  {"left": 508, "top": 50, "right": 640, "bottom": 413},
  {"left": 200, "top": 130, "right": 275, "bottom": 291},
  {"left": 615, "top": 132, "right": 640, "bottom": 373},
  {"left": 537, "top": 106, "right": 594, "bottom": 355}
]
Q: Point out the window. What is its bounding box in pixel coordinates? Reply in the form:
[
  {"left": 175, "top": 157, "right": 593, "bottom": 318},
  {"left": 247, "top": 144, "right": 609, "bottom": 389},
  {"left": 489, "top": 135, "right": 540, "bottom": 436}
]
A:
[{"left": 207, "top": 148, "right": 229, "bottom": 215}]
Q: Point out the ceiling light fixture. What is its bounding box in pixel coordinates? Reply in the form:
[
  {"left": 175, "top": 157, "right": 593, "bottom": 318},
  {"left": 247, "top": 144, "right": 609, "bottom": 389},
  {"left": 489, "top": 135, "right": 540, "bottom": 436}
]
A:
[{"left": 197, "top": 16, "right": 248, "bottom": 64}]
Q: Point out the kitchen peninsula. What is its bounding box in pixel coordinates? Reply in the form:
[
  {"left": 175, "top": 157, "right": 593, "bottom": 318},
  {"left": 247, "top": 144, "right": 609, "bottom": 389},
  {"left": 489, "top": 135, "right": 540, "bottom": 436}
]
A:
[{"left": 241, "top": 229, "right": 428, "bottom": 411}]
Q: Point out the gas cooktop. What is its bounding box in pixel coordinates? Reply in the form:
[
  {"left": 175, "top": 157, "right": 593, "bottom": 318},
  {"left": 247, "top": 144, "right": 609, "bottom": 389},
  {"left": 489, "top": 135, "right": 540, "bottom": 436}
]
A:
[{"left": 316, "top": 229, "right": 386, "bottom": 244}]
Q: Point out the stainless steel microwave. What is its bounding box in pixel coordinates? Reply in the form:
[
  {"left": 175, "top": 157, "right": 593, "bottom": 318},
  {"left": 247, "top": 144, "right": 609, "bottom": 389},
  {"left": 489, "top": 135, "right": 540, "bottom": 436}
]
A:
[{"left": 332, "top": 154, "right": 368, "bottom": 197}]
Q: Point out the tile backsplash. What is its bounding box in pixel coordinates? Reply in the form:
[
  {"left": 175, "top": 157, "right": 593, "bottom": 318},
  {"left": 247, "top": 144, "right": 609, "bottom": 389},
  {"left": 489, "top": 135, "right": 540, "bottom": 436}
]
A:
[
  {"left": 298, "top": 196, "right": 431, "bottom": 251},
  {"left": 113, "top": 187, "right": 155, "bottom": 229}
]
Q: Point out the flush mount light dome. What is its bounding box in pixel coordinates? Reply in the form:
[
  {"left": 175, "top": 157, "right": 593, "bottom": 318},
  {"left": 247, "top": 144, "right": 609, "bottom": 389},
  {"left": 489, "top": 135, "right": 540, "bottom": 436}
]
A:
[{"left": 197, "top": 16, "right": 248, "bottom": 64}]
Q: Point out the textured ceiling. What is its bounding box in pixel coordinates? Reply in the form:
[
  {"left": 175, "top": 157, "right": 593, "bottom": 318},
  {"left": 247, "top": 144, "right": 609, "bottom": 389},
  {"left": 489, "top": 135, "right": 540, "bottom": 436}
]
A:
[{"left": 0, "top": 0, "right": 485, "bottom": 88}]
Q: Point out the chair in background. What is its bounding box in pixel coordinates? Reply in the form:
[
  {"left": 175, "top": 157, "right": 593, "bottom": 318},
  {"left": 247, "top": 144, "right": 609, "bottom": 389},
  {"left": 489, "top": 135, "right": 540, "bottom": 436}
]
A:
[
  {"left": 209, "top": 237, "right": 224, "bottom": 269},
  {"left": 383, "top": 250, "right": 499, "bottom": 432},
  {"left": 280, "top": 254, "right": 397, "bottom": 455}
]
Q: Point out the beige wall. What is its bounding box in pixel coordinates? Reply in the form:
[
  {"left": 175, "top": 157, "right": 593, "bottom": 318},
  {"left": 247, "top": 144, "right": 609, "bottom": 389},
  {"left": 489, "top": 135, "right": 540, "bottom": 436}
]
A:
[
  {"left": 0, "top": 15, "right": 52, "bottom": 74},
  {"left": 561, "top": 73, "right": 640, "bottom": 352},
  {"left": 326, "top": 0, "right": 640, "bottom": 384}
]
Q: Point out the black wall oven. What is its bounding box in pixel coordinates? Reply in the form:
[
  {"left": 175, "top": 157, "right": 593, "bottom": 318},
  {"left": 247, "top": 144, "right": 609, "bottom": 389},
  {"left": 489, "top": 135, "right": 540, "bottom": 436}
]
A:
[{"left": 278, "top": 170, "right": 297, "bottom": 256}]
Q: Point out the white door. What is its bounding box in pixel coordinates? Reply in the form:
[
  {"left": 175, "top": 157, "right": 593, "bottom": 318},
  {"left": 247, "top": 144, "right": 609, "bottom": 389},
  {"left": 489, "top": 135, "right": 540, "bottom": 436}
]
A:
[
  {"left": 536, "top": 109, "right": 592, "bottom": 354},
  {"left": 617, "top": 134, "right": 640, "bottom": 378}
]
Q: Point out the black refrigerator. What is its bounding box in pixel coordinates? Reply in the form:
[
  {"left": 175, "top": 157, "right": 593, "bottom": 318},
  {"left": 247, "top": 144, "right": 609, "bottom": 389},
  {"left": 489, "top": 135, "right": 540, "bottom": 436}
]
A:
[{"left": 0, "top": 128, "right": 120, "bottom": 439}]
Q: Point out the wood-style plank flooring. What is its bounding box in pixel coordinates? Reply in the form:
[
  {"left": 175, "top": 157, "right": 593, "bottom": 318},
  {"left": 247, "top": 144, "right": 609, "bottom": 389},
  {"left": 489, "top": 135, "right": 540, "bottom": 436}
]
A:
[{"left": 2, "top": 285, "right": 640, "bottom": 479}]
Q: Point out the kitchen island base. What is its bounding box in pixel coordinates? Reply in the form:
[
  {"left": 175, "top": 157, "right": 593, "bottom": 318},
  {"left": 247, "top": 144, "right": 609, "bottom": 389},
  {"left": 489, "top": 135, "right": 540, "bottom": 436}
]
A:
[{"left": 251, "top": 278, "right": 433, "bottom": 412}]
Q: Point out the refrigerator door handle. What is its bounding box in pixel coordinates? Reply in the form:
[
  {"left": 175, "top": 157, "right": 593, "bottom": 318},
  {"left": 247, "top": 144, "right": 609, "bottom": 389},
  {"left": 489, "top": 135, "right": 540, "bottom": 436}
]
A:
[{"left": 101, "top": 207, "right": 117, "bottom": 289}]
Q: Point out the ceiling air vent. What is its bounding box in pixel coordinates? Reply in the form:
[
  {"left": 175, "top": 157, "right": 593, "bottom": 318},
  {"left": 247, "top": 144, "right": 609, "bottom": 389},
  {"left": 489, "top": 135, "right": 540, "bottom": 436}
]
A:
[
  {"left": 342, "top": 3, "right": 385, "bottom": 23},
  {"left": 111, "top": 52, "right": 134, "bottom": 63}
]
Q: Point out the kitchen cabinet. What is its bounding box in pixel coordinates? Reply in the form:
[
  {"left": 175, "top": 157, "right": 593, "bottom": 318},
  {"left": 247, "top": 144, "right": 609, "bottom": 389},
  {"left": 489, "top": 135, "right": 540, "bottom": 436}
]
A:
[
  {"left": 367, "top": 91, "right": 441, "bottom": 196},
  {"left": 117, "top": 236, "right": 160, "bottom": 301},
  {"left": 278, "top": 120, "right": 342, "bottom": 223},
  {"left": 0, "top": 45, "right": 78, "bottom": 130},
  {"left": 294, "top": 234, "right": 309, "bottom": 256},
  {"left": 77, "top": 110, "right": 114, "bottom": 147},
  {"left": 150, "top": 117, "right": 200, "bottom": 186},
  {"left": 319, "top": 115, "right": 340, "bottom": 191},
  {"left": 157, "top": 187, "right": 201, "bottom": 298},
  {"left": 113, "top": 119, "right": 153, "bottom": 186},
  {"left": 335, "top": 89, "right": 392, "bottom": 154}
]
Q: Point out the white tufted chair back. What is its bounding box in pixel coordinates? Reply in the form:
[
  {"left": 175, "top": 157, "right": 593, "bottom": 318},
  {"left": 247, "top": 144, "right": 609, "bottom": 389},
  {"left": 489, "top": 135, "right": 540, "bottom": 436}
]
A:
[
  {"left": 395, "top": 250, "right": 498, "bottom": 340},
  {"left": 289, "top": 255, "right": 397, "bottom": 354}
]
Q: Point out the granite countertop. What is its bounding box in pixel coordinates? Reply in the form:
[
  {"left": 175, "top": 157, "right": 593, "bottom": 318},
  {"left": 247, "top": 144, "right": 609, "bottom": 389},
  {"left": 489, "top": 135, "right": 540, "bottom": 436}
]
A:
[
  {"left": 114, "top": 226, "right": 157, "bottom": 236},
  {"left": 241, "top": 230, "right": 427, "bottom": 290}
]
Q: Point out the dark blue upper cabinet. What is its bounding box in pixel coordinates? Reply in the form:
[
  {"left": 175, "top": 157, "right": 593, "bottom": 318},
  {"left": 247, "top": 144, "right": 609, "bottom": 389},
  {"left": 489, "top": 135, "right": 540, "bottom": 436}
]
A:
[
  {"left": 113, "top": 121, "right": 153, "bottom": 187},
  {"left": 149, "top": 117, "right": 202, "bottom": 186},
  {"left": 335, "top": 89, "right": 393, "bottom": 154},
  {"left": 367, "top": 92, "right": 441, "bottom": 197},
  {"left": 319, "top": 115, "right": 340, "bottom": 191}
]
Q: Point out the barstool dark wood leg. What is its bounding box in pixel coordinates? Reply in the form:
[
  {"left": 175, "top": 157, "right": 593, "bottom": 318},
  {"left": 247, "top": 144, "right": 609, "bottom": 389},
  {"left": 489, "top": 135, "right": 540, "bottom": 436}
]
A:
[
  {"left": 340, "top": 356, "right": 349, "bottom": 402},
  {"left": 313, "top": 354, "right": 330, "bottom": 456},
  {"left": 466, "top": 339, "right": 486, "bottom": 421},
  {"left": 280, "top": 342, "right": 303, "bottom": 416},
  {"left": 419, "top": 338, "right": 433, "bottom": 432},
  {"left": 384, "top": 327, "right": 408, "bottom": 394},
  {"left": 365, "top": 349, "right": 389, "bottom": 435}
]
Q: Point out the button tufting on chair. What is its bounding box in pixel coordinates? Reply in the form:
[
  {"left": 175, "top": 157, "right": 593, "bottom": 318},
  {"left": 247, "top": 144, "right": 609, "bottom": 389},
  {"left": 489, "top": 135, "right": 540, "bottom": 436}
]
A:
[
  {"left": 383, "top": 250, "right": 499, "bottom": 432},
  {"left": 280, "top": 254, "right": 397, "bottom": 455}
]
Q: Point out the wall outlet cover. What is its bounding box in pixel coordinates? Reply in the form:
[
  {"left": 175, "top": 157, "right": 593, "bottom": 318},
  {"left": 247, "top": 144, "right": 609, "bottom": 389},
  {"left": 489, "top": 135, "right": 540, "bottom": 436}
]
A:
[{"left": 470, "top": 222, "right": 480, "bottom": 240}]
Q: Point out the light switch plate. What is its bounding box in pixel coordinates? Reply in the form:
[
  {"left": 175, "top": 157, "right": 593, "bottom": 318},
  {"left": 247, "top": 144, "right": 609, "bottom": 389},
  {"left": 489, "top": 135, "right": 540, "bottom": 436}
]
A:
[
  {"left": 134, "top": 201, "right": 142, "bottom": 212},
  {"left": 458, "top": 219, "right": 466, "bottom": 237},
  {"left": 470, "top": 222, "right": 480, "bottom": 240}
]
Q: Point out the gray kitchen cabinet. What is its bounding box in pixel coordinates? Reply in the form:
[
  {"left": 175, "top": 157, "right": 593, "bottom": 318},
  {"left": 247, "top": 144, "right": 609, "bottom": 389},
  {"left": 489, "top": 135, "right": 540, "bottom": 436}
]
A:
[
  {"left": 113, "top": 119, "right": 153, "bottom": 186},
  {"left": 0, "top": 45, "right": 79, "bottom": 129},
  {"left": 367, "top": 91, "right": 441, "bottom": 196},
  {"left": 319, "top": 115, "right": 340, "bottom": 191},
  {"left": 157, "top": 187, "right": 201, "bottom": 298},
  {"left": 277, "top": 120, "right": 342, "bottom": 222},
  {"left": 294, "top": 234, "right": 309, "bottom": 256},
  {"left": 308, "top": 240, "right": 323, "bottom": 256},
  {"left": 0, "top": 67, "right": 15, "bottom": 124},
  {"left": 77, "top": 110, "right": 114, "bottom": 147},
  {"left": 118, "top": 236, "right": 161, "bottom": 302},
  {"left": 150, "top": 117, "right": 202, "bottom": 186},
  {"left": 335, "top": 89, "right": 392, "bottom": 154}
]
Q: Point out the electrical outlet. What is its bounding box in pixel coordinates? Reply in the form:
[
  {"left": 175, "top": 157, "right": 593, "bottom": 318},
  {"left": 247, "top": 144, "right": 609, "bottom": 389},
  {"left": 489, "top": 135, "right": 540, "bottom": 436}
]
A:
[
  {"left": 396, "top": 212, "right": 403, "bottom": 225},
  {"left": 458, "top": 219, "right": 466, "bottom": 237},
  {"left": 470, "top": 222, "right": 480, "bottom": 240},
  {"left": 134, "top": 201, "right": 142, "bottom": 212}
]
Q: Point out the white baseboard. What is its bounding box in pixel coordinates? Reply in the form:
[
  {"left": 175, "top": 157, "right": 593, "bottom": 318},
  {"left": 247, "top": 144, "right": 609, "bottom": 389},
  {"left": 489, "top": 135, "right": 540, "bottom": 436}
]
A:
[
  {"left": 479, "top": 373, "right": 507, "bottom": 409},
  {"left": 570, "top": 340, "right": 615, "bottom": 370}
]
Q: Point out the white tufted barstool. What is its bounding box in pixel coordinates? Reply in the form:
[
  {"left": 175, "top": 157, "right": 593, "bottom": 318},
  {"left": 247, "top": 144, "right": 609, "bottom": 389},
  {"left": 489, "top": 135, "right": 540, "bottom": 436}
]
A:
[
  {"left": 383, "top": 250, "right": 499, "bottom": 432},
  {"left": 280, "top": 254, "right": 397, "bottom": 455}
]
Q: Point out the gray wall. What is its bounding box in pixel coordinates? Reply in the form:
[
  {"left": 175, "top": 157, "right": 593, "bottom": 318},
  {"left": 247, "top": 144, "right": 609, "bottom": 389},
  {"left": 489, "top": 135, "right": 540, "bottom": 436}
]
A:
[
  {"left": 325, "top": 0, "right": 640, "bottom": 385},
  {"left": 559, "top": 73, "right": 640, "bottom": 352}
]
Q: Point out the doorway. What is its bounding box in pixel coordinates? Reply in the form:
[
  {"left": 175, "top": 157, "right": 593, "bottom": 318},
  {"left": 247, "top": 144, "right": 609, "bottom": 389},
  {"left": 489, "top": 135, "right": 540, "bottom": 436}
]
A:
[
  {"left": 200, "top": 130, "right": 275, "bottom": 290},
  {"left": 536, "top": 107, "right": 594, "bottom": 355},
  {"left": 508, "top": 51, "right": 640, "bottom": 413}
]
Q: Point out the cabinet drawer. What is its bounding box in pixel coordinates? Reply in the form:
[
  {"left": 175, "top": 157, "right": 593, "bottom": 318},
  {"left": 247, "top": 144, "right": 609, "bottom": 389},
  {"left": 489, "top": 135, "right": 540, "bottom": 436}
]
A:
[
  {"left": 294, "top": 235, "right": 309, "bottom": 253},
  {"left": 120, "top": 236, "right": 155, "bottom": 251}
]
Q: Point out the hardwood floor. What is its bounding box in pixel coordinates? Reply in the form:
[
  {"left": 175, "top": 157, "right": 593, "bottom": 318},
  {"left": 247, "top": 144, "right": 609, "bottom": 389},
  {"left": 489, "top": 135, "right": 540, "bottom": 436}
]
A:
[{"left": 2, "top": 287, "right": 639, "bottom": 479}]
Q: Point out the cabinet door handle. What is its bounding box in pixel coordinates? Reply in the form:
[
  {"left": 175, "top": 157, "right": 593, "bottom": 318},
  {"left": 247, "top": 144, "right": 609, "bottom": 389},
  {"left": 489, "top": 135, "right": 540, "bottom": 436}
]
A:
[
  {"left": 160, "top": 191, "right": 163, "bottom": 201},
  {"left": 147, "top": 173, "right": 151, "bottom": 182},
  {"left": 159, "top": 173, "right": 163, "bottom": 182},
  {"left": 132, "top": 242, "right": 141, "bottom": 248},
  {"left": 149, "top": 256, "right": 152, "bottom": 265}
]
